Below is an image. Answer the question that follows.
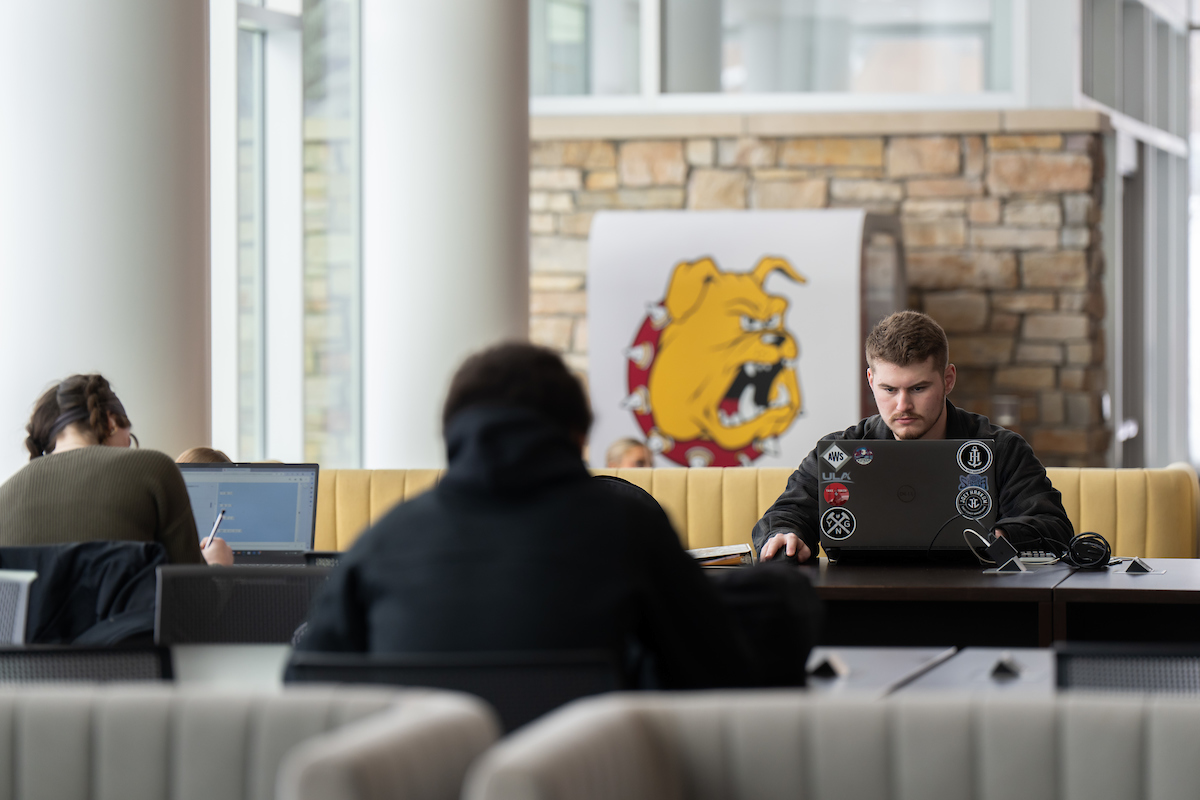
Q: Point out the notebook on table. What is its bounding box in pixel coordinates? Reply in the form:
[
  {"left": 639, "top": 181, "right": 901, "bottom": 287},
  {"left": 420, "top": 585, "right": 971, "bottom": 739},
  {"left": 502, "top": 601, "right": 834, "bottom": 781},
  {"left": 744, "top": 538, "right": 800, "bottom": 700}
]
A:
[
  {"left": 816, "top": 439, "right": 997, "bottom": 561},
  {"left": 179, "top": 463, "right": 319, "bottom": 565}
]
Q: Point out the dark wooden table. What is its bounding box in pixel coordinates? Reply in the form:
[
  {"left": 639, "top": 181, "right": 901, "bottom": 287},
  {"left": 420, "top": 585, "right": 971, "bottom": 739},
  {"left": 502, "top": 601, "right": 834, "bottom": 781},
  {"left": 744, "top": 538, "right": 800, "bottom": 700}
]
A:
[
  {"left": 806, "top": 559, "right": 1075, "bottom": 647},
  {"left": 1054, "top": 558, "right": 1200, "bottom": 643}
]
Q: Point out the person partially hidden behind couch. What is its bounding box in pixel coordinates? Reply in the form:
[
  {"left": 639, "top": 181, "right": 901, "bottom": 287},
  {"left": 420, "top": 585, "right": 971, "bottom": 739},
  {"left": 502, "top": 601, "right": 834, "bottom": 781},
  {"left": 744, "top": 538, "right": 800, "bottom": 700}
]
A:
[
  {"left": 754, "top": 311, "right": 1073, "bottom": 563},
  {"left": 0, "top": 374, "right": 233, "bottom": 566},
  {"left": 296, "top": 343, "right": 766, "bottom": 689}
]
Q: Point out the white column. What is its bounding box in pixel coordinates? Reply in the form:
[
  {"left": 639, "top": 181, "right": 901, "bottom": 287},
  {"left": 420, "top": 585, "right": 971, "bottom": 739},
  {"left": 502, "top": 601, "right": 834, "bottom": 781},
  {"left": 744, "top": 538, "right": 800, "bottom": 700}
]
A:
[
  {"left": 362, "top": 0, "right": 529, "bottom": 469},
  {"left": 0, "top": 1, "right": 209, "bottom": 479}
]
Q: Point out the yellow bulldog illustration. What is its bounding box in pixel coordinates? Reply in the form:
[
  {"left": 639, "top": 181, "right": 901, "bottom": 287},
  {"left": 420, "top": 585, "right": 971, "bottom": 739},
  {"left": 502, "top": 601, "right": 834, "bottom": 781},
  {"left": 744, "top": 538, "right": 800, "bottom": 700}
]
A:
[{"left": 646, "top": 256, "right": 805, "bottom": 454}]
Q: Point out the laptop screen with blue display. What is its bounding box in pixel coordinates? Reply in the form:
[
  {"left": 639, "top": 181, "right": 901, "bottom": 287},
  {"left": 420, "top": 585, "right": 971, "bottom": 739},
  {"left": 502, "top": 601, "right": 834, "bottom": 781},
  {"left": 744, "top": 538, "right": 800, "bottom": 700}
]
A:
[{"left": 179, "top": 463, "right": 319, "bottom": 552}]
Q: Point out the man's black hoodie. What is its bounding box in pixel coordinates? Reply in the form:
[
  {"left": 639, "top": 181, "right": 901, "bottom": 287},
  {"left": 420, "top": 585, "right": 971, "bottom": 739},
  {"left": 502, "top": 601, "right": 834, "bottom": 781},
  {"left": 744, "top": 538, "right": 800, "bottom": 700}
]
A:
[{"left": 296, "top": 405, "right": 756, "bottom": 689}]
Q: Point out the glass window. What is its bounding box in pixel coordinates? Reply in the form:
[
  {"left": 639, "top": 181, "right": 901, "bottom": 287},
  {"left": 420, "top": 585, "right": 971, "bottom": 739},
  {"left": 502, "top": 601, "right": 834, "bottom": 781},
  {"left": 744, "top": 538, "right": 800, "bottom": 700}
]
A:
[
  {"left": 530, "top": 0, "right": 641, "bottom": 95},
  {"left": 237, "top": 28, "right": 266, "bottom": 460},
  {"left": 663, "top": 0, "right": 1013, "bottom": 95},
  {"left": 302, "top": 0, "right": 362, "bottom": 467}
]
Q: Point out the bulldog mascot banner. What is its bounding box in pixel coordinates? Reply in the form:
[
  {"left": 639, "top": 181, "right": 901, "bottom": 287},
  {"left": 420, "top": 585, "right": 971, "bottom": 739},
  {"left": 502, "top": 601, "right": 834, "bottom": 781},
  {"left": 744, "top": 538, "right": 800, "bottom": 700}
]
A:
[{"left": 588, "top": 210, "right": 868, "bottom": 469}]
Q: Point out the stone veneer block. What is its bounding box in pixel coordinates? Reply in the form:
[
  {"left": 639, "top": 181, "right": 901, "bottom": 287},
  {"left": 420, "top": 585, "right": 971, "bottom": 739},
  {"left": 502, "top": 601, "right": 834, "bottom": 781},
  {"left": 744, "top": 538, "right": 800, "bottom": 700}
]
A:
[
  {"left": 529, "top": 192, "right": 574, "bottom": 213},
  {"left": 964, "top": 136, "right": 985, "bottom": 177},
  {"left": 618, "top": 140, "right": 686, "bottom": 186},
  {"left": 907, "top": 252, "right": 1018, "bottom": 289},
  {"left": 1023, "top": 313, "right": 1089, "bottom": 340},
  {"left": 573, "top": 317, "right": 589, "bottom": 352},
  {"left": 752, "top": 179, "right": 828, "bottom": 209},
  {"left": 987, "top": 134, "right": 1064, "bottom": 150},
  {"left": 685, "top": 138, "right": 715, "bottom": 166},
  {"left": 584, "top": 171, "right": 618, "bottom": 190},
  {"left": 576, "top": 188, "right": 685, "bottom": 209},
  {"left": 1063, "top": 193, "right": 1094, "bottom": 226},
  {"left": 777, "top": 137, "right": 884, "bottom": 167},
  {"left": 1031, "top": 428, "right": 1092, "bottom": 455},
  {"left": 886, "top": 136, "right": 961, "bottom": 177},
  {"left": 902, "top": 218, "right": 966, "bottom": 248},
  {"left": 530, "top": 274, "right": 584, "bottom": 291},
  {"left": 947, "top": 335, "right": 1015, "bottom": 365},
  {"left": 1003, "top": 199, "right": 1063, "bottom": 228},
  {"left": 906, "top": 178, "right": 984, "bottom": 197},
  {"left": 530, "top": 291, "right": 587, "bottom": 315},
  {"left": 529, "top": 213, "right": 555, "bottom": 234},
  {"left": 969, "top": 227, "right": 1059, "bottom": 250},
  {"left": 829, "top": 179, "right": 903, "bottom": 202},
  {"left": 717, "top": 137, "right": 776, "bottom": 167},
  {"left": 1022, "top": 251, "right": 1087, "bottom": 288},
  {"left": 923, "top": 290, "right": 988, "bottom": 332},
  {"left": 530, "top": 167, "right": 582, "bottom": 190},
  {"left": 559, "top": 212, "right": 594, "bottom": 238},
  {"left": 986, "top": 152, "right": 1092, "bottom": 195},
  {"left": 1016, "top": 343, "right": 1064, "bottom": 364},
  {"left": 531, "top": 236, "right": 588, "bottom": 273},
  {"left": 995, "top": 366, "right": 1057, "bottom": 389},
  {"left": 992, "top": 291, "right": 1057, "bottom": 312},
  {"left": 687, "top": 169, "right": 748, "bottom": 209},
  {"left": 967, "top": 198, "right": 1001, "bottom": 224},
  {"left": 530, "top": 140, "right": 616, "bottom": 169},
  {"left": 902, "top": 199, "right": 966, "bottom": 218},
  {"left": 989, "top": 312, "right": 1020, "bottom": 333},
  {"left": 1061, "top": 228, "right": 1091, "bottom": 249},
  {"left": 1040, "top": 392, "right": 1066, "bottom": 425},
  {"left": 530, "top": 317, "right": 575, "bottom": 351}
]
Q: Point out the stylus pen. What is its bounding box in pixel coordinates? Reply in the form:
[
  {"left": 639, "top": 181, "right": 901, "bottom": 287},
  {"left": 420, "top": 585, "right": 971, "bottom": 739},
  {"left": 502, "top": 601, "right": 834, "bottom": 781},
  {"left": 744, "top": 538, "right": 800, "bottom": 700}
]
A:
[{"left": 204, "top": 508, "right": 226, "bottom": 549}]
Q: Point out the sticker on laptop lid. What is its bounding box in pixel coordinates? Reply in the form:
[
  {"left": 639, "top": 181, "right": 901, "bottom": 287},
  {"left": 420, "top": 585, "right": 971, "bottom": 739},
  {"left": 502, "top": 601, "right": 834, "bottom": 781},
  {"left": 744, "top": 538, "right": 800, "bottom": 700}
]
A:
[
  {"left": 959, "top": 474, "right": 989, "bottom": 491},
  {"left": 957, "top": 440, "right": 992, "bottom": 474},
  {"left": 822, "top": 444, "right": 850, "bottom": 470},
  {"left": 956, "top": 486, "right": 992, "bottom": 519},
  {"left": 853, "top": 447, "right": 873, "bottom": 465},
  {"left": 823, "top": 482, "right": 849, "bottom": 506},
  {"left": 820, "top": 507, "right": 856, "bottom": 541}
]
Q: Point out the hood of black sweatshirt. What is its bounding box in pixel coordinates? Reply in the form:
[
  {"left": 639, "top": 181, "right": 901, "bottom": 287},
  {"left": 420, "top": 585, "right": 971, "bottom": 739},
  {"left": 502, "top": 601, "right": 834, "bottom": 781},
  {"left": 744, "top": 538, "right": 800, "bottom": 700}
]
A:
[{"left": 439, "top": 405, "right": 590, "bottom": 497}]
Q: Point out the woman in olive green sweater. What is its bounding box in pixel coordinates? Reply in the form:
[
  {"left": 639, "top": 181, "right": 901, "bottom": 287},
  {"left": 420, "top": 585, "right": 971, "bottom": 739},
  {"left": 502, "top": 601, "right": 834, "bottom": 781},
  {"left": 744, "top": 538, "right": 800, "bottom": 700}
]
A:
[{"left": 0, "top": 374, "right": 233, "bottom": 565}]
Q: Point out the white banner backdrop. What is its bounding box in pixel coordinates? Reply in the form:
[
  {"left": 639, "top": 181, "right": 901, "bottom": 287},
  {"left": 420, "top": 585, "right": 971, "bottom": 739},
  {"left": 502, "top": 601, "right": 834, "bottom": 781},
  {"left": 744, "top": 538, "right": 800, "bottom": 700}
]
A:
[{"left": 588, "top": 210, "right": 867, "bottom": 469}]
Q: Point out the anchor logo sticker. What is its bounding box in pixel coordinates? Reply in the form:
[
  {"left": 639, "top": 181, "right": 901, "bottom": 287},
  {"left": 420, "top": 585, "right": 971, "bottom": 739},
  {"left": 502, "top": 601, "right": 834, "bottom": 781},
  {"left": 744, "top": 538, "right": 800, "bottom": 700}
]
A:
[{"left": 956, "top": 441, "right": 993, "bottom": 475}]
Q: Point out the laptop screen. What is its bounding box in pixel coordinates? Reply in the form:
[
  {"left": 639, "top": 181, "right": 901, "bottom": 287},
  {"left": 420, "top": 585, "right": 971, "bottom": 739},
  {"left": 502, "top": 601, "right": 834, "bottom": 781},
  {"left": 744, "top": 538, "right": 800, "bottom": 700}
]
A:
[{"left": 179, "top": 463, "right": 319, "bottom": 552}]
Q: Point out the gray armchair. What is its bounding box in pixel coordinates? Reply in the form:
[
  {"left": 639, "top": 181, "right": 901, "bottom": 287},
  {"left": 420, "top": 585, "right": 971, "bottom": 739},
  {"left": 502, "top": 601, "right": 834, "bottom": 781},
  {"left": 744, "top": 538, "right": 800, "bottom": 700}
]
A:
[{"left": 465, "top": 691, "right": 1200, "bottom": 800}]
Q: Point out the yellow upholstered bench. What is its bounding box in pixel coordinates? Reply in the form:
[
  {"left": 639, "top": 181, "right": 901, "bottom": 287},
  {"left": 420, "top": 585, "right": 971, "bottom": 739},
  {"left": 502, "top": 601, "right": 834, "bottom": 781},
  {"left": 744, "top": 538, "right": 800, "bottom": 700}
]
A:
[{"left": 314, "top": 465, "right": 1199, "bottom": 558}]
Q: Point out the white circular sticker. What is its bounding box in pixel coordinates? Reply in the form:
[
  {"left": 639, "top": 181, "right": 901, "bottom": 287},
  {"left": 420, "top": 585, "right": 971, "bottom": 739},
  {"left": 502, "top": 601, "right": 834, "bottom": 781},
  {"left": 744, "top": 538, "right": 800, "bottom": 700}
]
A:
[
  {"left": 957, "top": 440, "right": 993, "bottom": 475},
  {"left": 956, "top": 486, "right": 992, "bottom": 520},
  {"left": 820, "top": 507, "right": 857, "bottom": 541}
]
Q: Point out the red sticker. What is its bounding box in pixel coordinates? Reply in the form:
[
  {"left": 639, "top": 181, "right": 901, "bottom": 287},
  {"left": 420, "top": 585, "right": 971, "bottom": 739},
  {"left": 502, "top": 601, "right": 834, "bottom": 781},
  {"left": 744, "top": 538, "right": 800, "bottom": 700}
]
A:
[{"left": 823, "top": 482, "right": 849, "bottom": 506}]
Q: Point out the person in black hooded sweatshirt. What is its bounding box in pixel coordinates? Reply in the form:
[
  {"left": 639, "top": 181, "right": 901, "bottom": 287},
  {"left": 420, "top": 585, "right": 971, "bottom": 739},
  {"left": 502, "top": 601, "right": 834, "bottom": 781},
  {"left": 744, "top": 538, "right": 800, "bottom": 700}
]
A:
[{"left": 295, "top": 343, "right": 757, "bottom": 689}]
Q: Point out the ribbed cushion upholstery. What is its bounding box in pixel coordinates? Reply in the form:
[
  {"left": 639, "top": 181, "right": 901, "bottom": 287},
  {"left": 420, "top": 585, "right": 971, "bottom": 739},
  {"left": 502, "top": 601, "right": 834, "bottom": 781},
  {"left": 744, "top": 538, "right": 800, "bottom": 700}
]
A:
[
  {"left": 0, "top": 685, "right": 498, "bottom": 800},
  {"left": 317, "top": 465, "right": 1199, "bottom": 556},
  {"left": 464, "top": 691, "right": 1200, "bottom": 800}
]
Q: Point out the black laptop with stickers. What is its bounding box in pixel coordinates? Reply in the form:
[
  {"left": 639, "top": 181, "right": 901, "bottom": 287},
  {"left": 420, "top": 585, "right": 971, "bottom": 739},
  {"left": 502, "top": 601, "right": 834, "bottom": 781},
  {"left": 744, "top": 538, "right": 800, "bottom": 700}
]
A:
[{"left": 816, "top": 439, "right": 997, "bottom": 560}]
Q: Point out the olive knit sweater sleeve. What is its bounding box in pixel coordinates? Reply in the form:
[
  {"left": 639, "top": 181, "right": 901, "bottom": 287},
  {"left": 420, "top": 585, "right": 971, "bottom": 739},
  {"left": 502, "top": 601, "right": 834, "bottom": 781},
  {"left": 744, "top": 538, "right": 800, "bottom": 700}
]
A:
[{"left": 0, "top": 447, "right": 204, "bottom": 564}]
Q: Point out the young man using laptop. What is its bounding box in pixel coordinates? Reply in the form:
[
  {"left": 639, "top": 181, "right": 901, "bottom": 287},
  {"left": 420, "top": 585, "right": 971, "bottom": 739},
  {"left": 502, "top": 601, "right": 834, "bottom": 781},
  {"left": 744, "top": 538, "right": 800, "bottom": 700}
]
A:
[{"left": 754, "top": 311, "right": 1073, "bottom": 563}]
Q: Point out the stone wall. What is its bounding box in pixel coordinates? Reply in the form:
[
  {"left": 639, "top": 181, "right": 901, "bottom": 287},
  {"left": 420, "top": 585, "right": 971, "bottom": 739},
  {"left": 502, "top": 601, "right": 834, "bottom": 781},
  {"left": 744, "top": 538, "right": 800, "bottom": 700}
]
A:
[{"left": 529, "top": 128, "right": 1109, "bottom": 467}]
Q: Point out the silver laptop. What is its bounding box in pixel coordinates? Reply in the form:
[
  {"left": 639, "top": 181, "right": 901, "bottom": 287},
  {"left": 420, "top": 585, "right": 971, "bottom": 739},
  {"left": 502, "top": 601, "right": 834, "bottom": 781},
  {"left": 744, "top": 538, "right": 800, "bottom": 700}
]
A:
[
  {"left": 816, "top": 439, "right": 997, "bottom": 559},
  {"left": 180, "top": 463, "right": 319, "bottom": 565}
]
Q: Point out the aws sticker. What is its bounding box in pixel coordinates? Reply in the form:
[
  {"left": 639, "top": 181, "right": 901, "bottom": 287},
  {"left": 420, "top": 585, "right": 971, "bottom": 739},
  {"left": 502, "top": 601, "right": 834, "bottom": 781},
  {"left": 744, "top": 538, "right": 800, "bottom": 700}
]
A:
[
  {"left": 822, "top": 445, "right": 850, "bottom": 470},
  {"left": 956, "top": 487, "right": 992, "bottom": 519},
  {"left": 821, "top": 507, "right": 857, "bottom": 541},
  {"left": 823, "top": 482, "right": 849, "bottom": 506},
  {"left": 853, "top": 447, "right": 873, "bottom": 465},
  {"left": 957, "top": 441, "right": 992, "bottom": 475}
]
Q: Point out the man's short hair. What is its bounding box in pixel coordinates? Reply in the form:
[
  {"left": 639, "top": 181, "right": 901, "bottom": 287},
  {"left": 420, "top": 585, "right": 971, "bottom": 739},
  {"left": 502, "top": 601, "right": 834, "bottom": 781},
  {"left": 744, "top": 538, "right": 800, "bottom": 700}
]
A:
[
  {"left": 443, "top": 342, "right": 593, "bottom": 438},
  {"left": 864, "top": 311, "right": 949, "bottom": 372}
]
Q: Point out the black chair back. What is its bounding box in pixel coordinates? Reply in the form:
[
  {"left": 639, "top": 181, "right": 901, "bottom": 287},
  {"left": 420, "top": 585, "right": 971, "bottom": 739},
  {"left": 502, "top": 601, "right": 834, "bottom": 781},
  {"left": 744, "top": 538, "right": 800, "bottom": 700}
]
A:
[
  {"left": 0, "top": 645, "right": 171, "bottom": 682},
  {"left": 285, "top": 649, "right": 621, "bottom": 731},
  {"left": 155, "top": 565, "right": 330, "bottom": 644}
]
